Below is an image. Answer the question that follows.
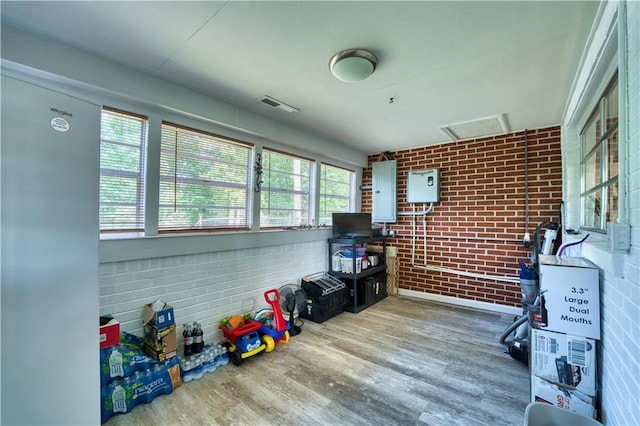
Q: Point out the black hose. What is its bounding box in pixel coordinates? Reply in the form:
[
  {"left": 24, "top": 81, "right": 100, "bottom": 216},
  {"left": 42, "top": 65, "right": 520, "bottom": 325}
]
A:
[
  {"left": 499, "top": 314, "right": 529, "bottom": 345},
  {"left": 499, "top": 294, "right": 541, "bottom": 346}
]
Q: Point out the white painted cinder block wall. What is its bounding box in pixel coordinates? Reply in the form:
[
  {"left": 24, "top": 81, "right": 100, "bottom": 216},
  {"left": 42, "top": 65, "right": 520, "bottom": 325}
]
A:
[
  {"left": 562, "top": 2, "right": 640, "bottom": 424},
  {"left": 596, "top": 2, "right": 640, "bottom": 424},
  {"left": 100, "top": 241, "right": 327, "bottom": 345}
]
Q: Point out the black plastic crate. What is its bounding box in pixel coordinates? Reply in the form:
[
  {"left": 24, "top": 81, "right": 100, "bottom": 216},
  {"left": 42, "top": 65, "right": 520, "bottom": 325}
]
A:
[{"left": 300, "top": 288, "right": 348, "bottom": 323}]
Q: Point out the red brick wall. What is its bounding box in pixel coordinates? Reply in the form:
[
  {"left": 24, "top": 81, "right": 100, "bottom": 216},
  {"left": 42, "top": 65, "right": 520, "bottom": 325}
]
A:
[{"left": 362, "top": 126, "right": 562, "bottom": 308}]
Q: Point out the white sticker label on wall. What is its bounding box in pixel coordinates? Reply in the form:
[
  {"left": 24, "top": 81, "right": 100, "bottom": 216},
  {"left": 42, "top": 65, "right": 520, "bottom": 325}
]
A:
[{"left": 50, "top": 117, "right": 70, "bottom": 133}]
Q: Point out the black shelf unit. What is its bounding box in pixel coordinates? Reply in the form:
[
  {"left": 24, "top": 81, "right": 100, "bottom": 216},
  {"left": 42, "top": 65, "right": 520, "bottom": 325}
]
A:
[{"left": 328, "top": 235, "right": 387, "bottom": 313}]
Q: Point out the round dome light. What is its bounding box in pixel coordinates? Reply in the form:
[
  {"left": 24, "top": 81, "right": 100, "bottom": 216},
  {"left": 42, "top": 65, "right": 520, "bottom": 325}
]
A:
[{"left": 329, "top": 49, "right": 378, "bottom": 82}]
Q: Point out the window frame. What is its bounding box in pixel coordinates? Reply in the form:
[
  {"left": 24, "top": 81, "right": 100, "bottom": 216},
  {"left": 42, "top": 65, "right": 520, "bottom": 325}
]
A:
[
  {"left": 319, "top": 162, "right": 356, "bottom": 226},
  {"left": 579, "top": 73, "right": 619, "bottom": 232},
  {"left": 259, "top": 148, "right": 313, "bottom": 229},
  {"left": 158, "top": 121, "right": 254, "bottom": 233},
  {"left": 99, "top": 107, "right": 148, "bottom": 234}
]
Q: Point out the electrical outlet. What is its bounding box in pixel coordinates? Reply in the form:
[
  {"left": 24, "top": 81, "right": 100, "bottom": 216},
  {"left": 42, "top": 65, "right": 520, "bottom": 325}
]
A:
[{"left": 607, "top": 222, "right": 631, "bottom": 251}]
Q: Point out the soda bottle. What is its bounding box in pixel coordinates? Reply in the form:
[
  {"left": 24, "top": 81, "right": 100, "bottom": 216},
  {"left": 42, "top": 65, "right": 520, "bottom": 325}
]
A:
[
  {"left": 540, "top": 294, "right": 548, "bottom": 327},
  {"left": 183, "top": 323, "right": 193, "bottom": 357},
  {"left": 193, "top": 322, "right": 204, "bottom": 353}
]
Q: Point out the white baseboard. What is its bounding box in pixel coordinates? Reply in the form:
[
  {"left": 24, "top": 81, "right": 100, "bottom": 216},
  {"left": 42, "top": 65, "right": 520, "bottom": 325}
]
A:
[{"left": 399, "top": 289, "right": 522, "bottom": 316}]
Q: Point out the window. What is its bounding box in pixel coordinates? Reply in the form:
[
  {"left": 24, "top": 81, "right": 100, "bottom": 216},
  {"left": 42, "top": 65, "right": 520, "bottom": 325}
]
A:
[
  {"left": 99, "top": 108, "right": 147, "bottom": 233},
  {"left": 260, "top": 149, "right": 312, "bottom": 227},
  {"left": 580, "top": 74, "right": 618, "bottom": 231},
  {"left": 319, "top": 163, "right": 355, "bottom": 226},
  {"left": 159, "top": 122, "right": 252, "bottom": 232}
]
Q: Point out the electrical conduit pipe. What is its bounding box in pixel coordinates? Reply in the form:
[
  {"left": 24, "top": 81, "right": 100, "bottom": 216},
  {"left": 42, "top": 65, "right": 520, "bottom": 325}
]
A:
[{"left": 401, "top": 202, "right": 519, "bottom": 284}]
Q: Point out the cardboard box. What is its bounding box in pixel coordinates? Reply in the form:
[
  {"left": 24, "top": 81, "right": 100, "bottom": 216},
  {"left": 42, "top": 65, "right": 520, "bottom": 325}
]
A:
[
  {"left": 143, "top": 323, "right": 177, "bottom": 356},
  {"left": 531, "top": 329, "right": 597, "bottom": 397},
  {"left": 531, "top": 375, "right": 596, "bottom": 418},
  {"left": 536, "top": 255, "right": 600, "bottom": 340},
  {"left": 99, "top": 315, "right": 120, "bottom": 349},
  {"left": 143, "top": 301, "right": 175, "bottom": 329},
  {"left": 143, "top": 342, "right": 177, "bottom": 361}
]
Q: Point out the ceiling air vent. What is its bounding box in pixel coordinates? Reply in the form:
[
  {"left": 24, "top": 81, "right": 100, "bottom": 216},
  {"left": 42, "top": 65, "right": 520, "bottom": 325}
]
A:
[
  {"left": 258, "top": 96, "right": 299, "bottom": 113},
  {"left": 440, "top": 114, "right": 509, "bottom": 141}
]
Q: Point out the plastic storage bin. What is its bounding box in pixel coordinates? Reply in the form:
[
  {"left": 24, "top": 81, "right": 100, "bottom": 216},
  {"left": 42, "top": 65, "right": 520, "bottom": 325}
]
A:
[
  {"left": 301, "top": 272, "right": 348, "bottom": 323},
  {"left": 524, "top": 403, "right": 602, "bottom": 426},
  {"left": 363, "top": 273, "right": 387, "bottom": 305},
  {"left": 340, "top": 254, "right": 362, "bottom": 273},
  {"left": 301, "top": 289, "right": 348, "bottom": 323}
]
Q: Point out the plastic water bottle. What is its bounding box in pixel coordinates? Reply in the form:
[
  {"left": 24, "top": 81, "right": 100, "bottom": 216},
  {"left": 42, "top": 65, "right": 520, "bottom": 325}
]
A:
[
  {"left": 150, "top": 364, "right": 172, "bottom": 400},
  {"left": 132, "top": 371, "right": 147, "bottom": 405},
  {"left": 109, "top": 348, "right": 124, "bottom": 378},
  {"left": 211, "top": 346, "right": 219, "bottom": 368},
  {"left": 219, "top": 345, "right": 229, "bottom": 366},
  {"left": 112, "top": 383, "right": 127, "bottom": 414},
  {"left": 201, "top": 347, "right": 217, "bottom": 375}
]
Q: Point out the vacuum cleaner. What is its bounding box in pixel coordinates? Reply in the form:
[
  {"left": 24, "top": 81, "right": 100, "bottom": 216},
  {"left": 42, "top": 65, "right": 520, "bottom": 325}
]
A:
[
  {"left": 531, "top": 221, "right": 560, "bottom": 269},
  {"left": 500, "top": 221, "right": 560, "bottom": 365}
]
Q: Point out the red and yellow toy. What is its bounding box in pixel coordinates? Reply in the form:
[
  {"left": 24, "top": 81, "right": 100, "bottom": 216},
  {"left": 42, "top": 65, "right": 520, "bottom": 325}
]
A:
[
  {"left": 258, "top": 289, "right": 291, "bottom": 352},
  {"left": 219, "top": 314, "right": 266, "bottom": 366}
]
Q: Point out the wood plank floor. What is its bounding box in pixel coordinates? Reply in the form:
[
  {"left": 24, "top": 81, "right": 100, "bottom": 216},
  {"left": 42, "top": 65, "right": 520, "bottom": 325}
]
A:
[{"left": 105, "top": 296, "right": 529, "bottom": 426}]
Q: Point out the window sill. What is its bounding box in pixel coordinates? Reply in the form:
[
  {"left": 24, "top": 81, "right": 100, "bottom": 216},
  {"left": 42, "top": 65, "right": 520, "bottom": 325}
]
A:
[
  {"left": 561, "top": 231, "right": 626, "bottom": 278},
  {"left": 99, "top": 227, "right": 332, "bottom": 263}
]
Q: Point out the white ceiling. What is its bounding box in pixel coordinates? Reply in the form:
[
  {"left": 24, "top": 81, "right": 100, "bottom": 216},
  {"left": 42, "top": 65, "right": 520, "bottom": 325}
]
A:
[{"left": 0, "top": 1, "right": 599, "bottom": 153}]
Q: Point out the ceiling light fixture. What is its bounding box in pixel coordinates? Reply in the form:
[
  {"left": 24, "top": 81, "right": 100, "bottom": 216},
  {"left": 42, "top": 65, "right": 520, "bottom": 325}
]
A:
[{"left": 329, "top": 48, "right": 378, "bottom": 82}]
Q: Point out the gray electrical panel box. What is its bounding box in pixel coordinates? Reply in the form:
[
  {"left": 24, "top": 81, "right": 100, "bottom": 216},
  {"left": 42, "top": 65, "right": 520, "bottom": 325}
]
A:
[
  {"left": 372, "top": 160, "right": 397, "bottom": 222},
  {"left": 407, "top": 168, "right": 440, "bottom": 203}
]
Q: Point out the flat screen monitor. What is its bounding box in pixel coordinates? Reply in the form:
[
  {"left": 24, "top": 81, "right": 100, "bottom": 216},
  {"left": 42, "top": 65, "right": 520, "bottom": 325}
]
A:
[{"left": 332, "top": 213, "right": 372, "bottom": 238}]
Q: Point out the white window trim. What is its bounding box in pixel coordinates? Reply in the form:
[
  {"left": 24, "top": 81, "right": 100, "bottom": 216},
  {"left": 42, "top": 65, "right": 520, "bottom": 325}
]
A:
[
  {"left": 99, "top": 108, "right": 148, "bottom": 234},
  {"left": 158, "top": 121, "right": 253, "bottom": 232},
  {"left": 561, "top": 1, "right": 624, "bottom": 239},
  {"left": 319, "top": 163, "right": 357, "bottom": 226},
  {"left": 578, "top": 75, "right": 619, "bottom": 232},
  {"left": 260, "top": 148, "right": 313, "bottom": 228}
]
